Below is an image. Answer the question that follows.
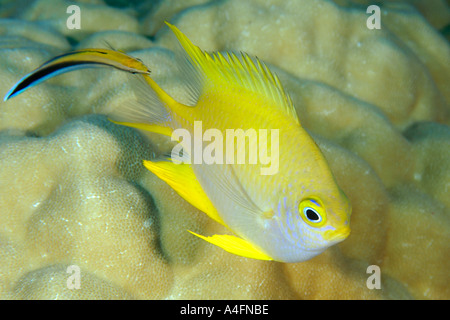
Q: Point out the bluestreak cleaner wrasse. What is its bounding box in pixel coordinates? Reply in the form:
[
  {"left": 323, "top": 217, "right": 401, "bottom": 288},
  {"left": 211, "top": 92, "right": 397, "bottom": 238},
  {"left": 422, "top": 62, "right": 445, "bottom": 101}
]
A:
[{"left": 4, "top": 48, "right": 150, "bottom": 101}]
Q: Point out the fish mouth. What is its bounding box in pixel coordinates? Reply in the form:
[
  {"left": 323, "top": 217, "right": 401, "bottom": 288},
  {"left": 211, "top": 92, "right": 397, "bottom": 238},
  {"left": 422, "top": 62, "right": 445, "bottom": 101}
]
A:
[{"left": 323, "top": 226, "right": 351, "bottom": 242}]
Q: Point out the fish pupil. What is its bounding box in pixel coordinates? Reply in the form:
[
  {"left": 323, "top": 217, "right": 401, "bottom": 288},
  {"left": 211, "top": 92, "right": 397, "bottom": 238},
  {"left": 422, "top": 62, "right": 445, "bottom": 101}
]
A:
[{"left": 305, "top": 208, "right": 320, "bottom": 221}]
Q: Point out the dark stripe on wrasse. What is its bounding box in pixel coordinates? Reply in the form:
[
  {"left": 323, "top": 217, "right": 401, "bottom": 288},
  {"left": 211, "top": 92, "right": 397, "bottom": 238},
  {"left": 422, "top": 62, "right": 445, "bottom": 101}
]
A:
[
  {"left": 4, "top": 57, "right": 148, "bottom": 101},
  {"left": 5, "top": 60, "right": 112, "bottom": 100}
]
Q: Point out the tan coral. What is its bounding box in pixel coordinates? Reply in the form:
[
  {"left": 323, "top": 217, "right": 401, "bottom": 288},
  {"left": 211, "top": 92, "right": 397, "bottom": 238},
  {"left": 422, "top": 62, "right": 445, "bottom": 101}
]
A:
[
  {"left": 0, "top": 117, "right": 173, "bottom": 299},
  {"left": 21, "top": 0, "right": 139, "bottom": 40}
]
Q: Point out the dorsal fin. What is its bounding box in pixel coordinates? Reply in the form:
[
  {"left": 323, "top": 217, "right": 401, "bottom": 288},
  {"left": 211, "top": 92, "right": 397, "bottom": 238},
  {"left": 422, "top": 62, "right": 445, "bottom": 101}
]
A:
[{"left": 165, "top": 22, "right": 299, "bottom": 124}]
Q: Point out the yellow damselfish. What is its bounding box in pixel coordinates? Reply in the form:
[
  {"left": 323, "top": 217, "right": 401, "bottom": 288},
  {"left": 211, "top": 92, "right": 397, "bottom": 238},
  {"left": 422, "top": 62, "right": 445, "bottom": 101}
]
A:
[
  {"left": 4, "top": 22, "right": 351, "bottom": 263},
  {"left": 113, "top": 22, "right": 351, "bottom": 262}
]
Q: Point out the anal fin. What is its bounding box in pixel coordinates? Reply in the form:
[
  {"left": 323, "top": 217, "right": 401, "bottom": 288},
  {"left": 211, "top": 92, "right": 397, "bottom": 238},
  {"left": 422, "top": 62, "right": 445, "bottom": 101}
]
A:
[{"left": 188, "top": 231, "right": 273, "bottom": 261}]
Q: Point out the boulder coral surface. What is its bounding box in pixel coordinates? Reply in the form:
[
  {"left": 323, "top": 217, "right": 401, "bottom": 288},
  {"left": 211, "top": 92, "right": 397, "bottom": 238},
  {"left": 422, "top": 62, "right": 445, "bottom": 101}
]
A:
[{"left": 0, "top": 0, "right": 449, "bottom": 299}]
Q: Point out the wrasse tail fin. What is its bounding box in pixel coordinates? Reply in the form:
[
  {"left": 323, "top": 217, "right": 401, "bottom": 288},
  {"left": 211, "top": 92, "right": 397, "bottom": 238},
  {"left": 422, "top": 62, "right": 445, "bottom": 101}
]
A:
[{"left": 188, "top": 231, "right": 273, "bottom": 261}]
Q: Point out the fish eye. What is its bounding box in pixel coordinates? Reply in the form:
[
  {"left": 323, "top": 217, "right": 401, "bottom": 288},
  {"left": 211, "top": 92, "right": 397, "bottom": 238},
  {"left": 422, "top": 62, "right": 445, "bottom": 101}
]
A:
[
  {"left": 299, "top": 198, "right": 326, "bottom": 227},
  {"left": 304, "top": 207, "right": 321, "bottom": 223}
]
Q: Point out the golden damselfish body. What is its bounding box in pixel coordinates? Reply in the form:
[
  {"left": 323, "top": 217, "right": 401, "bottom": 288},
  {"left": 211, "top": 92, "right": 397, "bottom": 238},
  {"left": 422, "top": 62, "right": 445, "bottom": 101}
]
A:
[{"left": 4, "top": 22, "right": 351, "bottom": 263}]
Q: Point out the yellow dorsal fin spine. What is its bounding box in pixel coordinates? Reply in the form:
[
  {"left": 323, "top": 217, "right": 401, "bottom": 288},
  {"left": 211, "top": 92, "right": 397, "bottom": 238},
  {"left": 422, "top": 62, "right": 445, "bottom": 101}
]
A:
[
  {"left": 165, "top": 21, "right": 299, "bottom": 124},
  {"left": 166, "top": 22, "right": 209, "bottom": 72}
]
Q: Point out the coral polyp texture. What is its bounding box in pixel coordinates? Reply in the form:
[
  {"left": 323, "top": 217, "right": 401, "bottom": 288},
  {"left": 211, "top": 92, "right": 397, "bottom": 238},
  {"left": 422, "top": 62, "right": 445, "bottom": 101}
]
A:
[{"left": 0, "top": 0, "right": 449, "bottom": 299}]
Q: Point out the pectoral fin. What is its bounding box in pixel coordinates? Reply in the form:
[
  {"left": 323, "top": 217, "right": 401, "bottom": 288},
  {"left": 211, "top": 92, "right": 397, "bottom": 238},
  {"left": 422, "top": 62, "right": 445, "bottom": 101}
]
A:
[
  {"left": 143, "top": 160, "right": 225, "bottom": 226},
  {"left": 188, "top": 231, "right": 273, "bottom": 261}
]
